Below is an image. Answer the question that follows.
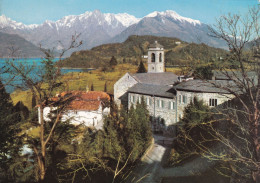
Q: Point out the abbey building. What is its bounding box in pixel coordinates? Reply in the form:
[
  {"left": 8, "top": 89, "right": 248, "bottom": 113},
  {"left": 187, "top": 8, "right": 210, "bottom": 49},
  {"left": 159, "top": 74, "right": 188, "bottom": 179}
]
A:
[{"left": 114, "top": 41, "right": 257, "bottom": 132}]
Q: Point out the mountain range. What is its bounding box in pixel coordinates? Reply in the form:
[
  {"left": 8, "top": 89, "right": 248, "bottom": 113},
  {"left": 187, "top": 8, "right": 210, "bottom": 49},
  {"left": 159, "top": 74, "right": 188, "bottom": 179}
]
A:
[{"left": 0, "top": 10, "right": 227, "bottom": 57}]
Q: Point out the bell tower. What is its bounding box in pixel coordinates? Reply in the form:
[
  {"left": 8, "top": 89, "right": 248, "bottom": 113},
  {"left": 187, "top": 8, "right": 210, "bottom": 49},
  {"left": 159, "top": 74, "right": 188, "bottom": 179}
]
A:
[{"left": 147, "top": 41, "right": 164, "bottom": 73}]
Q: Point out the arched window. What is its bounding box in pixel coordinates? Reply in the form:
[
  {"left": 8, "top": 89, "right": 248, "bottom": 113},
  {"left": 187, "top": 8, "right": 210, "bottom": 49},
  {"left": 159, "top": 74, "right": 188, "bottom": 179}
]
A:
[
  {"left": 159, "top": 53, "right": 162, "bottom": 62},
  {"left": 151, "top": 53, "right": 155, "bottom": 62}
]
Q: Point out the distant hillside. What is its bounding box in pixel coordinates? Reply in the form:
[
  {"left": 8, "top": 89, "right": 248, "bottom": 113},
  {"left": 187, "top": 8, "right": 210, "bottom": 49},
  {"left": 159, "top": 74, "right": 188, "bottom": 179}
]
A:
[
  {"left": 60, "top": 35, "right": 227, "bottom": 68},
  {"left": 0, "top": 32, "right": 45, "bottom": 58}
]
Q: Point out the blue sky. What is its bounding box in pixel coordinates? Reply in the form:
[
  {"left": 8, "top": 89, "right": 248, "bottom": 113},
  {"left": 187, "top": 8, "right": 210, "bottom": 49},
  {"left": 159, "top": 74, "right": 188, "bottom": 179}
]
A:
[{"left": 1, "top": 0, "right": 259, "bottom": 25}]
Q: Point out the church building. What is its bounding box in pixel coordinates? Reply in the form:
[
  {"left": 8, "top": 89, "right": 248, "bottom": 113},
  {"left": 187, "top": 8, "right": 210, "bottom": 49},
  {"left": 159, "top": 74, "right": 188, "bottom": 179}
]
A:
[{"left": 114, "top": 41, "right": 243, "bottom": 132}]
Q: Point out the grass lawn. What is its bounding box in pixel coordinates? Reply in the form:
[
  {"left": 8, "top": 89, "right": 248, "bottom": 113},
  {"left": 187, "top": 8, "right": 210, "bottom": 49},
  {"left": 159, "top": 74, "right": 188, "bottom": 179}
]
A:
[
  {"left": 10, "top": 64, "right": 137, "bottom": 109},
  {"left": 10, "top": 63, "right": 186, "bottom": 110}
]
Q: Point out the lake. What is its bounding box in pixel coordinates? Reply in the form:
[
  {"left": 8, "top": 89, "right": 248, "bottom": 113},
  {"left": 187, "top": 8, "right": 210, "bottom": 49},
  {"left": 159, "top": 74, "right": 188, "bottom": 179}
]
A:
[{"left": 0, "top": 58, "right": 95, "bottom": 93}]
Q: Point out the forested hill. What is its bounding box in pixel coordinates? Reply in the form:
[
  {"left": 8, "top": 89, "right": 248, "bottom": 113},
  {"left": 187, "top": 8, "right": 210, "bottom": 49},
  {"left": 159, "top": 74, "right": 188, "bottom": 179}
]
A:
[{"left": 60, "top": 35, "right": 227, "bottom": 68}]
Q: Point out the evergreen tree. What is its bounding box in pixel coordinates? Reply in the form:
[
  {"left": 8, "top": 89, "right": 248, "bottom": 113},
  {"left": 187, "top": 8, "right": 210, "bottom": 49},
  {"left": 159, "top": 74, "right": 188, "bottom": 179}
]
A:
[
  {"left": 193, "top": 65, "right": 213, "bottom": 80},
  {"left": 14, "top": 101, "right": 29, "bottom": 121},
  {"left": 104, "top": 82, "right": 107, "bottom": 92},
  {"left": 123, "top": 98, "right": 152, "bottom": 161},
  {"left": 181, "top": 97, "right": 212, "bottom": 126},
  {"left": 0, "top": 80, "right": 21, "bottom": 181},
  {"left": 175, "top": 97, "right": 214, "bottom": 161},
  {"left": 31, "top": 94, "right": 36, "bottom": 108},
  {"left": 136, "top": 60, "right": 147, "bottom": 73},
  {"left": 109, "top": 56, "right": 118, "bottom": 68},
  {"left": 91, "top": 83, "right": 94, "bottom": 91}
]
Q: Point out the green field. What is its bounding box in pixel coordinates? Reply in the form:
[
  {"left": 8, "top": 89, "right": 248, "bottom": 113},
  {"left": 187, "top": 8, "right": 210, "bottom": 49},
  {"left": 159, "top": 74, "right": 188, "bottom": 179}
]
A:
[{"left": 11, "top": 64, "right": 137, "bottom": 109}]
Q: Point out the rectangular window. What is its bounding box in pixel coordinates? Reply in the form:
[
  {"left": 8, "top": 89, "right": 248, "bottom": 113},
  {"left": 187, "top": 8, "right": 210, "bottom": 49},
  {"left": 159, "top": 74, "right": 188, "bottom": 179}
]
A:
[
  {"left": 227, "top": 100, "right": 231, "bottom": 108},
  {"left": 157, "top": 100, "right": 160, "bottom": 108},
  {"left": 179, "top": 95, "right": 182, "bottom": 103},
  {"left": 146, "top": 97, "right": 150, "bottom": 106},
  {"left": 209, "top": 98, "right": 218, "bottom": 106},
  {"left": 138, "top": 96, "right": 141, "bottom": 104},
  {"left": 183, "top": 95, "right": 187, "bottom": 104},
  {"left": 161, "top": 100, "right": 164, "bottom": 108},
  {"left": 168, "top": 101, "right": 175, "bottom": 110},
  {"left": 131, "top": 95, "right": 135, "bottom": 103}
]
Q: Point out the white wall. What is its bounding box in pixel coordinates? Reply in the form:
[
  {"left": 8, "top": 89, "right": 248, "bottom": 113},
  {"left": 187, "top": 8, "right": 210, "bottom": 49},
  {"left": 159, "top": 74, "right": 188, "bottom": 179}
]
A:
[{"left": 39, "top": 105, "right": 110, "bottom": 130}]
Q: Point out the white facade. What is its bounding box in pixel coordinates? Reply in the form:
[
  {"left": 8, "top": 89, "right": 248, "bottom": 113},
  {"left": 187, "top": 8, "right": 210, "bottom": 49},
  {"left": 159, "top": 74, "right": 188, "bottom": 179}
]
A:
[{"left": 39, "top": 105, "right": 110, "bottom": 130}]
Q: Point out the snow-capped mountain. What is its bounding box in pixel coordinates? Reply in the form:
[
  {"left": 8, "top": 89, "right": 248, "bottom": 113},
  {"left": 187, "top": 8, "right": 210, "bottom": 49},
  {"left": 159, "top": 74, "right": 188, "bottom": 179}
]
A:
[
  {"left": 0, "top": 10, "right": 226, "bottom": 57},
  {"left": 0, "top": 10, "right": 140, "bottom": 54},
  {"left": 145, "top": 10, "right": 201, "bottom": 26},
  {"left": 0, "top": 15, "right": 38, "bottom": 30},
  {"left": 112, "top": 10, "right": 226, "bottom": 49}
]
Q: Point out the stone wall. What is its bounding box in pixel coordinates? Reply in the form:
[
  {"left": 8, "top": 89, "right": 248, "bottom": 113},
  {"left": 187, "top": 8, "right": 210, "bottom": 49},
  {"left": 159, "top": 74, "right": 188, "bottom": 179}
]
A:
[
  {"left": 114, "top": 73, "right": 138, "bottom": 107},
  {"left": 176, "top": 90, "right": 234, "bottom": 121},
  {"left": 148, "top": 47, "right": 164, "bottom": 73},
  {"left": 128, "top": 92, "right": 177, "bottom": 127}
]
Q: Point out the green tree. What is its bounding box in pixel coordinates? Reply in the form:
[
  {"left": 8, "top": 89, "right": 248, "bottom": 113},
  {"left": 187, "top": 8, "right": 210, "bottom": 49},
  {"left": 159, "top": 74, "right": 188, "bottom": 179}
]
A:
[
  {"left": 31, "top": 94, "right": 37, "bottom": 108},
  {"left": 64, "top": 100, "right": 152, "bottom": 182},
  {"left": 6, "top": 34, "right": 82, "bottom": 182},
  {"left": 136, "top": 60, "right": 147, "bottom": 73},
  {"left": 0, "top": 80, "right": 21, "bottom": 181},
  {"left": 123, "top": 98, "right": 152, "bottom": 161},
  {"left": 104, "top": 82, "right": 107, "bottom": 92},
  {"left": 193, "top": 65, "right": 213, "bottom": 80},
  {"left": 181, "top": 97, "right": 212, "bottom": 126},
  {"left": 109, "top": 56, "right": 118, "bottom": 68},
  {"left": 91, "top": 83, "right": 94, "bottom": 91}
]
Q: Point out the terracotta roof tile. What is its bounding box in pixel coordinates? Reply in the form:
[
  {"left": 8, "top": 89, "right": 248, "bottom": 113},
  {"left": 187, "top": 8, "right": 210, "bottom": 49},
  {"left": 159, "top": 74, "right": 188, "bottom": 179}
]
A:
[{"left": 55, "top": 91, "right": 110, "bottom": 111}]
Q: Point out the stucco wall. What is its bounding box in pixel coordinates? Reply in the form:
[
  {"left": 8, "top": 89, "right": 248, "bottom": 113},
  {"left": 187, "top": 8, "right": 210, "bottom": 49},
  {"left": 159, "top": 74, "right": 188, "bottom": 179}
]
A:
[{"left": 40, "top": 106, "right": 110, "bottom": 130}]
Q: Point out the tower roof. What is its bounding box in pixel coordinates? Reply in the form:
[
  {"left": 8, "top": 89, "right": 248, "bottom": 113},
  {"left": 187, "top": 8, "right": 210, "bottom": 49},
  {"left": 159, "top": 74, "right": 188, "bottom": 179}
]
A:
[{"left": 149, "top": 41, "right": 163, "bottom": 49}]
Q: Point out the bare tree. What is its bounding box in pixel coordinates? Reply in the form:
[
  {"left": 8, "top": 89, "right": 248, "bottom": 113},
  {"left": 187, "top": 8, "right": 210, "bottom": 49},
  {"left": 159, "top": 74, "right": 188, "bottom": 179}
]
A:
[
  {"left": 176, "top": 6, "right": 260, "bottom": 183},
  {"left": 6, "top": 33, "right": 82, "bottom": 182}
]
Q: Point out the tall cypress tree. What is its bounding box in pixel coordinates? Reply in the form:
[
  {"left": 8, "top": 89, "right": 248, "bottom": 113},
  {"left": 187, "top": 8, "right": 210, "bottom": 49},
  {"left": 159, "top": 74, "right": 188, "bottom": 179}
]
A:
[
  {"left": 136, "top": 60, "right": 147, "bottom": 73},
  {"left": 91, "top": 83, "right": 94, "bottom": 91},
  {"left": 104, "top": 82, "right": 107, "bottom": 92}
]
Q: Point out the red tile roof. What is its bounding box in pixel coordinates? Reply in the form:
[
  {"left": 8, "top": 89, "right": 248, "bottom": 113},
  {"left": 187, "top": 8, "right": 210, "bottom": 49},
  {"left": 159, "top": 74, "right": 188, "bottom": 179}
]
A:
[{"left": 57, "top": 91, "right": 110, "bottom": 111}]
